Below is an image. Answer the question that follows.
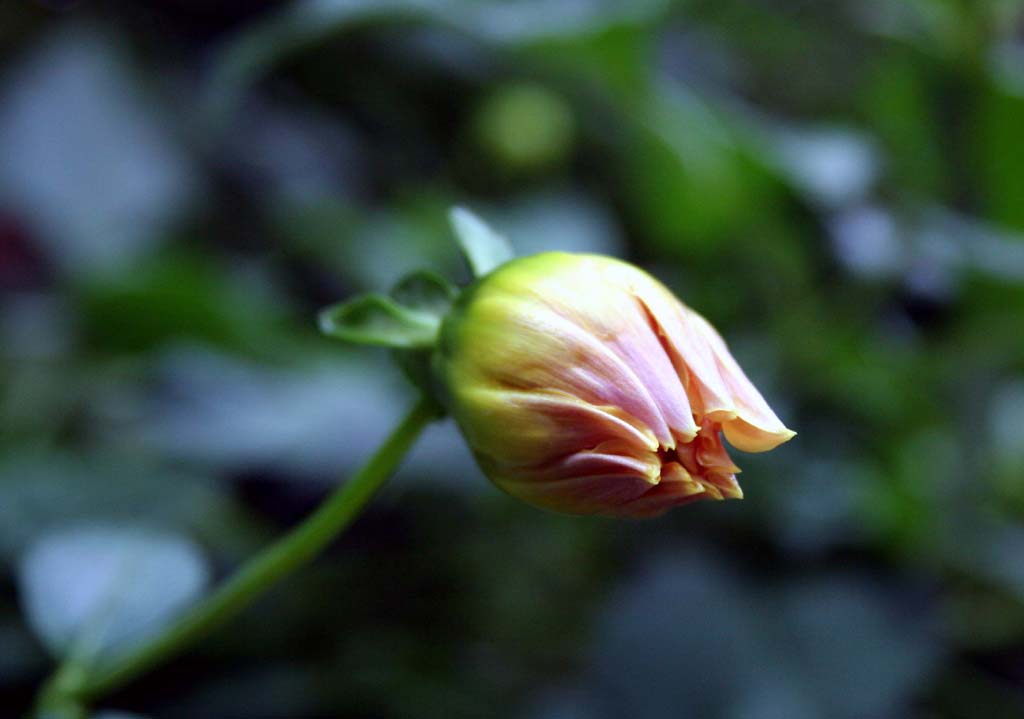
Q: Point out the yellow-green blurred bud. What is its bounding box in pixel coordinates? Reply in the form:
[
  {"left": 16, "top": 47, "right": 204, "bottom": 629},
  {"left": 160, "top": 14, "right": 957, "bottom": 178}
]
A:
[
  {"left": 435, "top": 253, "right": 795, "bottom": 518},
  {"left": 472, "top": 82, "right": 574, "bottom": 174}
]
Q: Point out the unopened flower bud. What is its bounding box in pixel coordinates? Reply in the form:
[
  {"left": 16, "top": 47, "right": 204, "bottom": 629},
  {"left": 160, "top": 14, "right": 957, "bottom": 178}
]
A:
[{"left": 435, "top": 252, "right": 795, "bottom": 518}]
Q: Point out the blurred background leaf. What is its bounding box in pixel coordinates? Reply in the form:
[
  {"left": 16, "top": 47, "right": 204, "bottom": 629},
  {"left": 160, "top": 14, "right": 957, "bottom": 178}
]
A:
[
  {"left": 18, "top": 526, "right": 209, "bottom": 664},
  {"left": 2, "top": 0, "right": 1024, "bottom": 716}
]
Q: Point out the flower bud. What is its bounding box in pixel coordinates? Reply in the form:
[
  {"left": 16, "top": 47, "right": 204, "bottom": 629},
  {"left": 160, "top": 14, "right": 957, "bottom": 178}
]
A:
[{"left": 435, "top": 252, "right": 795, "bottom": 518}]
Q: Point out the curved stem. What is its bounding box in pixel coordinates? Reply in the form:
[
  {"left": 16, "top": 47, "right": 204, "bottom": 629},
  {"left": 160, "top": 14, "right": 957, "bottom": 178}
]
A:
[{"left": 40, "top": 397, "right": 438, "bottom": 710}]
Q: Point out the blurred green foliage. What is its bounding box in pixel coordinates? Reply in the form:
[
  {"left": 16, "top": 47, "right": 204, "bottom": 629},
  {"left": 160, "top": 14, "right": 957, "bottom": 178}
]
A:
[{"left": 2, "top": 0, "right": 1024, "bottom": 717}]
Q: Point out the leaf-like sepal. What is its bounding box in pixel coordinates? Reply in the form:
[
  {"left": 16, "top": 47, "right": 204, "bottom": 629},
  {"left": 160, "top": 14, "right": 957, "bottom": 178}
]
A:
[
  {"left": 318, "top": 294, "right": 440, "bottom": 349},
  {"left": 449, "top": 206, "right": 515, "bottom": 278},
  {"left": 390, "top": 270, "right": 457, "bottom": 315},
  {"left": 318, "top": 270, "right": 458, "bottom": 350}
]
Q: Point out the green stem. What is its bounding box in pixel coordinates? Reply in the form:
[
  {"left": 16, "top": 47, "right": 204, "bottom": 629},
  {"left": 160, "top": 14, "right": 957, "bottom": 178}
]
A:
[{"left": 39, "top": 397, "right": 438, "bottom": 711}]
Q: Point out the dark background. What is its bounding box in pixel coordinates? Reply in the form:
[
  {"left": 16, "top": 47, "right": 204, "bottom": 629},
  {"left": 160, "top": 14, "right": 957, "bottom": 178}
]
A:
[{"left": 2, "top": 0, "right": 1024, "bottom": 717}]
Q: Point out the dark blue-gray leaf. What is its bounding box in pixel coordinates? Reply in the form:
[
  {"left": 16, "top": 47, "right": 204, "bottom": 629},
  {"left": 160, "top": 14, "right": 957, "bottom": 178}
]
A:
[{"left": 17, "top": 526, "right": 209, "bottom": 664}]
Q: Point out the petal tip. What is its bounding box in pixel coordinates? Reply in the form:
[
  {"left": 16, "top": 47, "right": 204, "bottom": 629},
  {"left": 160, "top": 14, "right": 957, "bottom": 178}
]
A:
[{"left": 722, "top": 421, "right": 798, "bottom": 453}]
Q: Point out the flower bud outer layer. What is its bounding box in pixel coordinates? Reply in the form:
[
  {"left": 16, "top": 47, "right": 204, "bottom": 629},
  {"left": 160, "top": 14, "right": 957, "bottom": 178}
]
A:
[{"left": 435, "top": 252, "right": 795, "bottom": 518}]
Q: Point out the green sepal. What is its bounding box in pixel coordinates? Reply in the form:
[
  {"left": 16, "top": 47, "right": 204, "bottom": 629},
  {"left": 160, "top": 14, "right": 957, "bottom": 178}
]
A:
[
  {"left": 386, "top": 271, "right": 457, "bottom": 412},
  {"left": 390, "top": 270, "right": 457, "bottom": 316},
  {"left": 449, "top": 206, "right": 515, "bottom": 278},
  {"left": 318, "top": 270, "right": 458, "bottom": 354},
  {"left": 318, "top": 294, "right": 441, "bottom": 349}
]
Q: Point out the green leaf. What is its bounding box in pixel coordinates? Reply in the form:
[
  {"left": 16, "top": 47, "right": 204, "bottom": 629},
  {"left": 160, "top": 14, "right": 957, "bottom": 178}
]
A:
[
  {"left": 390, "top": 271, "right": 457, "bottom": 316},
  {"left": 318, "top": 294, "right": 440, "bottom": 349},
  {"left": 449, "top": 207, "right": 515, "bottom": 278}
]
